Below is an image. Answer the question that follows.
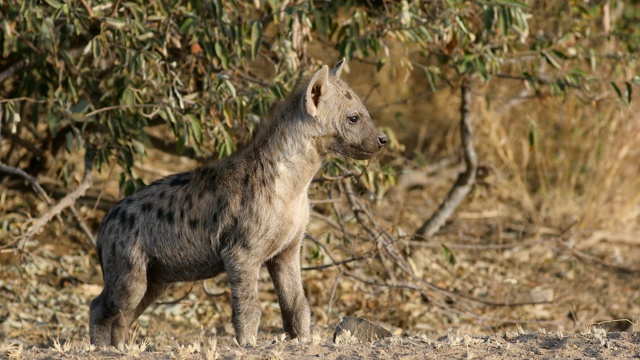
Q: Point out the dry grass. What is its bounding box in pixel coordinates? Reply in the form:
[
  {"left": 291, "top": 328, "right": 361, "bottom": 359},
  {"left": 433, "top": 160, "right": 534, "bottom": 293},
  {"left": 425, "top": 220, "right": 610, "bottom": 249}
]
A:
[
  {"left": 0, "top": 342, "right": 24, "bottom": 360},
  {"left": 476, "top": 88, "right": 640, "bottom": 232}
]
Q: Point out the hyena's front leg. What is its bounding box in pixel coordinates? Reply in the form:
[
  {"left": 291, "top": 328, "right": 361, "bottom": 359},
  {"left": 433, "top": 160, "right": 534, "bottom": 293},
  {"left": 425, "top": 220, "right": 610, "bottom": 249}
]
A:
[
  {"left": 266, "top": 241, "right": 311, "bottom": 341},
  {"left": 226, "top": 258, "right": 262, "bottom": 347}
]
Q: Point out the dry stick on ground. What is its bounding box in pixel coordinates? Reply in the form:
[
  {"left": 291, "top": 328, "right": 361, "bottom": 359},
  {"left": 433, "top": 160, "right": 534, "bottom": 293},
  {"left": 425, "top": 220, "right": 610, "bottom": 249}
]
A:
[
  {"left": 418, "top": 78, "right": 478, "bottom": 237},
  {"left": 16, "top": 151, "right": 94, "bottom": 251}
]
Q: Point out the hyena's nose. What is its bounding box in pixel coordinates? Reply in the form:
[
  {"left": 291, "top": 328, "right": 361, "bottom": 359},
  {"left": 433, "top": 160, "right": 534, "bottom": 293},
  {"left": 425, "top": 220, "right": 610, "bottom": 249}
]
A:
[{"left": 377, "top": 133, "right": 388, "bottom": 147}]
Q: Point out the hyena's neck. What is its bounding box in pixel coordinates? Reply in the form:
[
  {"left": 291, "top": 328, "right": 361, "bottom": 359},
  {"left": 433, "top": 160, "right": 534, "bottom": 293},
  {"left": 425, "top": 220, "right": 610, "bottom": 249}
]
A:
[{"left": 246, "top": 97, "right": 322, "bottom": 196}]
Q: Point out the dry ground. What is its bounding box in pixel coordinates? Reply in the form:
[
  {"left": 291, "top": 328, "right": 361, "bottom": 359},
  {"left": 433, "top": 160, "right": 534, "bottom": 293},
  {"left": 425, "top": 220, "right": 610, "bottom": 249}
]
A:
[{"left": 2, "top": 328, "right": 639, "bottom": 359}]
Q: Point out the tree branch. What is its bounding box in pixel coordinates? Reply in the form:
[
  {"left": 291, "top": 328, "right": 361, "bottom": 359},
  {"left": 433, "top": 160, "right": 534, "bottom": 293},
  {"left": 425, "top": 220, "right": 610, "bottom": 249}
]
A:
[
  {"left": 0, "top": 161, "right": 53, "bottom": 206},
  {"left": 16, "top": 150, "right": 95, "bottom": 251},
  {"left": 418, "top": 78, "right": 478, "bottom": 237}
]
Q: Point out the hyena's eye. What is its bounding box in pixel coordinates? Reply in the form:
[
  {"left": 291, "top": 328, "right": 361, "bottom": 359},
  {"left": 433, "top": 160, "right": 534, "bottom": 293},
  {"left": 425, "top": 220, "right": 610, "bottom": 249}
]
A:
[{"left": 347, "top": 115, "right": 359, "bottom": 124}]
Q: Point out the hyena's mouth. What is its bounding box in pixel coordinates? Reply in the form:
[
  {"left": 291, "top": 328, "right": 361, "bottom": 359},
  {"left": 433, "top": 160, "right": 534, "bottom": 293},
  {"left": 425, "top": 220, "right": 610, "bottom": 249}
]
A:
[{"left": 345, "top": 146, "right": 381, "bottom": 160}]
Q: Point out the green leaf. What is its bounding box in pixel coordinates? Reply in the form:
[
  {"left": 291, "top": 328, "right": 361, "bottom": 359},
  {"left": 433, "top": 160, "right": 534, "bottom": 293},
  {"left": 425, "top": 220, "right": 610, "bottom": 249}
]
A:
[
  {"left": 625, "top": 82, "right": 632, "bottom": 104},
  {"left": 250, "top": 21, "right": 262, "bottom": 60},
  {"left": 123, "top": 179, "right": 136, "bottom": 197},
  {"left": 215, "top": 41, "right": 229, "bottom": 69},
  {"left": 492, "top": 0, "right": 528, "bottom": 8},
  {"left": 484, "top": 5, "right": 495, "bottom": 31},
  {"left": 121, "top": 148, "right": 134, "bottom": 170},
  {"left": 176, "top": 131, "right": 186, "bottom": 155},
  {"left": 376, "top": 57, "right": 387, "bottom": 72},
  {"left": 65, "top": 131, "right": 74, "bottom": 152},
  {"left": 47, "top": 112, "right": 59, "bottom": 137},
  {"left": 224, "top": 79, "right": 236, "bottom": 98},
  {"left": 70, "top": 100, "right": 90, "bottom": 114},
  {"left": 185, "top": 114, "right": 203, "bottom": 142},
  {"left": 179, "top": 18, "right": 194, "bottom": 35},
  {"left": 611, "top": 82, "right": 623, "bottom": 102},
  {"left": 131, "top": 139, "right": 146, "bottom": 156},
  {"left": 104, "top": 18, "right": 127, "bottom": 29},
  {"left": 440, "top": 244, "right": 456, "bottom": 266},
  {"left": 528, "top": 120, "right": 538, "bottom": 148},
  {"left": 44, "top": 0, "right": 62, "bottom": 9},
  {"left": 541, "top": 50, "right": 561, "bottom": 69}
]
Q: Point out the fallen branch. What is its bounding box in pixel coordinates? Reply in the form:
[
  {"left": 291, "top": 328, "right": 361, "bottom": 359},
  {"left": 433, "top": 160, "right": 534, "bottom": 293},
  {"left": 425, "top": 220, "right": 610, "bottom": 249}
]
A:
[{"left": 418, "top": 77, "right": 478, "bottom": 237}]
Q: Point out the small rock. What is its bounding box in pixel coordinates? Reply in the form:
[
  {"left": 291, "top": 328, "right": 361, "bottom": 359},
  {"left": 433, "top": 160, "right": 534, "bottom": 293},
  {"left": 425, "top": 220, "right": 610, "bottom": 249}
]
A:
[{"left": 333, "top": 316, "right": 392, "bottom": 343}]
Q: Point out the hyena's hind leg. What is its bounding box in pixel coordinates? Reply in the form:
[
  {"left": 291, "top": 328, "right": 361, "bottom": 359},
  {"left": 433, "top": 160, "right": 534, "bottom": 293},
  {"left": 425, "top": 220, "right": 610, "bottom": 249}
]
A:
[
  {"left": 89, "top": 291, "right": 119, "bottom": 348},
  {"left": 112, "top": 281, "right": 169, "bottom": 346},
  {"left": 90, "top": 249, "right": 149, "bottom": 348}
]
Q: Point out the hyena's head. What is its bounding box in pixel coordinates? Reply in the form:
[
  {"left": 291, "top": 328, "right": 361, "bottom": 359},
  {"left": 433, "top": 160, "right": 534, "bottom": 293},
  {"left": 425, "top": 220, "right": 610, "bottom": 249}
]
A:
[{"left": 303, "top": 59, "right": 387, "bottom": 160}]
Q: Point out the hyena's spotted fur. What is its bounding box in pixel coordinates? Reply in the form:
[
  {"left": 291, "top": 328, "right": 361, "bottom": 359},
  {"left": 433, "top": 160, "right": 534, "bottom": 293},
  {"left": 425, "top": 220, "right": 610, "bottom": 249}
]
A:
[{"left": 89, "top": 59, "right": 387, "bottom": 348}]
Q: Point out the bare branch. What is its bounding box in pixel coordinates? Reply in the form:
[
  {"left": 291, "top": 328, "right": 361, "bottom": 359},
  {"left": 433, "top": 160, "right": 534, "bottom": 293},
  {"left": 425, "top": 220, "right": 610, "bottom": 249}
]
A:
[
  {"left": 418, "top": 78, "right": 478, "bottom": 237},
  {"left": 0, "top": 60, "right": 25, "bottom": 84},
  {"left": 0, "top": 161, "right": 53, "bottom": 206},
  {"left": 156, "top": 283, "right": 195, "bottom": 305},
  {"left": 16, "top": 151, "right": 94, "bottom": 251},
  {"left": 302, "top": 234, "right": 373, "bottom": 271},
  {"left": 70, "top": 205, "right": 97, "bottom": 248}
]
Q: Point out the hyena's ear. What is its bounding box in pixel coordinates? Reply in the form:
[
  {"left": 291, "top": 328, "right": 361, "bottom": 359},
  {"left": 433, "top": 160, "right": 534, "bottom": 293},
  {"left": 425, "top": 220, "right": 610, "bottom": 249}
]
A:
[
  {"left": 330, "top": 58, "right": 345, "bottom": 78},
  {"left": 304, "top": 65, "right": 329, "bottom": 117}
]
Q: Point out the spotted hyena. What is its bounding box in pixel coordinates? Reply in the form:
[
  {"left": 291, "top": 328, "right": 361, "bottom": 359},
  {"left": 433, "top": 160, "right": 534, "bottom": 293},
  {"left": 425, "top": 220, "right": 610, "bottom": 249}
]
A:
[{"left": 89, "top": 59, "right": 387, "bottom": 348}]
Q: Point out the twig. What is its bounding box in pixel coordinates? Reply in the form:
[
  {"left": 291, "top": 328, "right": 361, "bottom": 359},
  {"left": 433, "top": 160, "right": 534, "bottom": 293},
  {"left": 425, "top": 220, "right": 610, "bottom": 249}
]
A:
[
  {"left": 0, "top": 161, "right": 53, "bottom": 205},
  {"left": 156, "top": 283, "right": 195, "bottom": 305},
  {"left": 326, "top": 270, "right": 342, "bottom": 323},
  {"left": 0, "top": 60, "right": 25, "bottom": 84},
  {"left": 312, "top": 169, "right": 365, "bottom": 183},
  {"left": 418, "top": 77, "right": 478, "bottom": 237},
  {"left": 407, "top": 238, "right": 551, "bottom": 251},
  {"left": 304, "top": 234, "right": 337, "bottom": 263},
  {"left": 84, "top": 103, "right": 164, "bottom": 117},
  {"left": 302, "top": 234, "right": 371, "bottom": 271},
  {"left": 309, "top": 211, "right": 357, "bottom": 239},
  {"left": 557, "top": 239, "right": 640, "bottom": 276},
  {"left": 109, "top": 0, "right": 122, "bottom": 17},
  {"left": 79, "top": 0, "right": 96, "bottom": 18},
  {"left": 0, "top": 97, "right": 52, "bottom": 104},
  {"left": 70, "top": 205, "right": 96, "bottom": 248},
  {"left": 16, "top": 151, "right": 94, "bottom": 251},
  {"left": 202, "top": 278, "right": 227, "bottom": 297},
  {"left": 343, "top": 180, "right": 399, "bottom": 283},
  {"left": 302, "top": 255, "right": 370, "bottom": 271}
]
